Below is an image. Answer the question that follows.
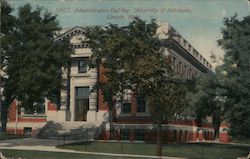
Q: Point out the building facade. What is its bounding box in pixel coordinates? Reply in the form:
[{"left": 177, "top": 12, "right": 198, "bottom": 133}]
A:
[{"left": 6, "top": 23, "right": 230, "bottom": 142}]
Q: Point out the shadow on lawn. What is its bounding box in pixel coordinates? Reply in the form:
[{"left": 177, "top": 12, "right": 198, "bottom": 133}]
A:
[{"left": 58, "top": 141, "right": 250, "bottom": 159}]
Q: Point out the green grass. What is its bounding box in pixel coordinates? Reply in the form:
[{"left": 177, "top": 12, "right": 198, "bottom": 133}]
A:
[
  {"left": 232, "top": 138, "right": 250, "bottom": 145},
  {"left": 0, "top": 149, "right": 141, "bottom": 159},
  {"left": 58, "top": 142, "right": 250, "bottom": 159}
]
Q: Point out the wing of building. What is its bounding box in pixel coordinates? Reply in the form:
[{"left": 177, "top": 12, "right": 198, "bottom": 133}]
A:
[{"left": 6, "top": 23, "right": 230, "bottom": 143}]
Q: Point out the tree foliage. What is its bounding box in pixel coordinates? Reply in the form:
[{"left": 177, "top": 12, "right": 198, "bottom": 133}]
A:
[
  {"left": 85, "top": 17, "right": 188, "bottom": 156},
  {"left": 218, "top": 15, "right": 250, "bottom": 138},
  {"left": 86, "top": 18, "right": 186, "bottom": 118},
  {"left": 0, "top": 0, "right": 17, "bottom": 132},
  {"left": 188, "top": 15, "right": 250, "bottom": 139},
  {"left": 187, "top": 71, "right": 226, "bottom": 138},
  {"left": 1, "top": 2, "right": 72, "bottom": 113}
]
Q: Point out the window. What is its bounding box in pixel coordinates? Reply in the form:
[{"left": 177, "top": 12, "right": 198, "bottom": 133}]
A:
[
  {"left": 185, "top": 130, "right": 188, "bottom": 140},
  {"left": 76, "top": 87, "right": 89, "bottom": 99},
  {"left": 182, "top": 65, "right": 185, "bottom": 77},
  {"left": 188, "top": 68, "right": 192, "bottom": 80},
  {"left": 192, "top": 72, "right": 195, "bottom": 79},
  {"left": 24, "top": 127, "right": 32, "bottom": 136},
  {"left": 24, "top": 98, "right": 45, "bottom": 114},
  {"left": 122, "top": 103, "right": 131, "bottom": 113},
  {"left": 173, "top": 130, "right": 177, "bottom": 142},
  {"left": 179, "top": 61, "right": 182, "bottom": 74},
  {"left": 121, "top": 90, "right": 131, "bottom": 113},
  {"left": 121, "top": 129, "right": 130, "bottom": 140},
  {"left": 179, "top": 130, "right": 183, "bottom": 141},
  {"left": 78, "top": 58, "right": 88, "bottom": 73},
  {"left": 172, "top": 56, "right": 176, "bottom": 69},
  {"left": 176, "top": 60, "right": 179, "bottom": 72},
  {"left": 184, "top": 65, "right": 187, "bottom": 79},
  {"left": 135, "top": 129, "right": 145, "bottom": 141},
  {"left": 33, "top": 98, "right": 45, "bottom": 114},
  {"left": 24, "top": 107, "right": 33, "bottom": 114},
  {"left": 137, "top": 97, "right": 145, "bottom": 113}
]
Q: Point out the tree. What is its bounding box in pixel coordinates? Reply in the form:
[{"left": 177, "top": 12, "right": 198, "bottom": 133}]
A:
[
  {"left": 85, "top": 17, "right": 186, "bottom": 156},
  {"left": 0, "top": 0, "right": 17, "bottom": 132},
  {"left": 218, "top": 15, "right": 250, "bottom": 139},
  {"left": 1, "top": 2, "right": 72, "bottom": 130},
  {"left": 188, "top": 72, "right": 226, "bottom": 139}
]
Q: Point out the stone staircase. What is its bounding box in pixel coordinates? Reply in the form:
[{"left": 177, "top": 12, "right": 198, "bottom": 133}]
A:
[{"left": 36, "top": 121, "right": 103, "bottom": 140}]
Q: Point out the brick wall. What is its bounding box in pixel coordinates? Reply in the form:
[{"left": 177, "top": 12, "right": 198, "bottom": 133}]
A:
[
  {"left": 8, "top": 100, "right": 17, "bottom": 122},
  {"left": 48, "top": 102, "right": 57, "bottom": 111}
]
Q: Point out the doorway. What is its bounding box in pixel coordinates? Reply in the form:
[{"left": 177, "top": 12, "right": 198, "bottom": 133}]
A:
[{"left": 75, "top": 87, "right": 89, "bottom": 121}]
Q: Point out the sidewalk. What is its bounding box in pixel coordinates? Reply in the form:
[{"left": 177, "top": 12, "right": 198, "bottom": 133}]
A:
[
  {"left": 0, "top": 138, "right": 186, "bottom": 159},
  {"left": 188, "top": 140, "right": 250, "bottom": 147},
  {"left": 0, "top": 137, "right": 75, "bottom": 147}
]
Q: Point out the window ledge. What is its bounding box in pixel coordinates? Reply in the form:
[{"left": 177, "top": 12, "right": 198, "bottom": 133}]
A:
[
  {"left": 119, "top": 113, "right": 132, "bottom": 117},
  {"left": 136, "top": 113, "right": 150, "bottom": 117},
  {"left": 19, "top": 114, "right": 46, "bottom": 118},
  {"left": 71, "top": 73, "right": 90, "bottom": 77}
]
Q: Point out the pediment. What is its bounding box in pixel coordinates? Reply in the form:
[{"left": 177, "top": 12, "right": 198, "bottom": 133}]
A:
[
  {"left": 55, "top": 26, "right": 88, "bottom": 48},
  {"left": 69, "top": 34, "right": 86, "bottom": 45}
]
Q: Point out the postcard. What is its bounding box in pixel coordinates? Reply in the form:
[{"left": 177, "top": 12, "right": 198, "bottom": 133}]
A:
[{"left": 1, "top": 0, "right": 250, "bottom": 159}]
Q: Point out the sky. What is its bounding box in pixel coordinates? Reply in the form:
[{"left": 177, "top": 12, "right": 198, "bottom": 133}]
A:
[{"left": 8, "top": 0, "right": 250, "bottom": 66}]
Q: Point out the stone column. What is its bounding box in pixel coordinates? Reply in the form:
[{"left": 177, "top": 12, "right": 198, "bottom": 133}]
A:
[
  {"left": 60, "top": 67, "right": 68, "bottom": 110},
  {"left": 87, "top": 68, "right": 98, "bottom": 122},
  {"left": 89, "top": 68, "right": 97, "bottom": 111}
]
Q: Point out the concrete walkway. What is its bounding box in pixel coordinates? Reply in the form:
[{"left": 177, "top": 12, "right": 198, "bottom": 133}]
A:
[
  {"left": 0, "top": 137, "right": 76, "bottom": 147},
  {"left": 0, "top": 138, "right": 186, "bottom": 159},
  {"left": 188, "top": 140, "right": 250, "bottom": 147}
]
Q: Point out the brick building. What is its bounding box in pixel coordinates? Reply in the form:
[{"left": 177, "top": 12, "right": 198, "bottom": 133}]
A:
[{"left": 6, "top": 23, "right": 230, "bottom": 142}]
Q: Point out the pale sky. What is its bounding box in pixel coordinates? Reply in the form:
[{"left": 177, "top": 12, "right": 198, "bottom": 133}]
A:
[{"left": 8, "top": 0, "right": 250, "bottom": 66}]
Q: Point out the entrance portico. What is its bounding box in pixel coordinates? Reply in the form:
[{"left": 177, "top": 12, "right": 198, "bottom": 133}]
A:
[{"left": 69, "top": 53, "right": 98, "bottom": 122}]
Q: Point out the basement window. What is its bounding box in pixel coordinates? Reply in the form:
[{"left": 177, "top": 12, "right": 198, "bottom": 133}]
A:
[
  {"left": 135, "top": 129, "right": 145, "bottom": 141},
  {"left": 121, "top": 129, "right": 130, "bottom": 140},
  {"left": 24, "top": 127, "right": 32, "bottom": 136}
]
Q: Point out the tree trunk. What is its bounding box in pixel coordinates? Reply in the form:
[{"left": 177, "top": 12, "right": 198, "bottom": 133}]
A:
[
  {"left": 196, "top": 114, "right": 203, "bottom": 127},
  {"left": 25, "top": 99, "right": 34, "bottom": 114},
  {"left": 108, "top": 110, "right": 113, "bottom": 139},
  {"left": 157, "top": 119, "right": 163, "bottom": 157},
  {"left": 107, "top": 96, "right": 114, "bottom": 140},
  {"left": 1, "top": 102, "right": 7, "bottom": 133},
  {"left": 213, "top": 115, "right": 221, "bottom": 140}
]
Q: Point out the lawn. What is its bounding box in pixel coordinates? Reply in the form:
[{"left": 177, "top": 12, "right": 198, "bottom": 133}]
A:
[
  {"left": 233, "top": 138, "right": 250, "bottom": 145},
  {"left": 58, "top": 142, "right": 250, "bottom": 159},
  {"left": 0, "top": 149, "right": 142, "bottom": 159}
]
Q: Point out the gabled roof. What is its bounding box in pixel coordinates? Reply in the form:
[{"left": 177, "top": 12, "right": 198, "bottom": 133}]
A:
[
  {"left": 55, "top": 26, "right": 86, "bottom": 42},
  {"left": 55, "top": 26, "right": 88, "bottom": 48}
]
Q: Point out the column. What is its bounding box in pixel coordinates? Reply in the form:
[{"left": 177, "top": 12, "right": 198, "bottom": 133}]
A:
[
  {"left": 60, "top": 67, "right": 68, "bottom": 110},
  {"left": 87, "top": 68, "right": 98, "bottom": 122},
  {"left": 89, "top": 68, "right": 97, "bottom": 111}
]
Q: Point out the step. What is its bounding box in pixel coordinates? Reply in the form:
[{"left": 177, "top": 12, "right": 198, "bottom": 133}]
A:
[{"left": 37, "top": 121, "right": 103, "bottom": 140}]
